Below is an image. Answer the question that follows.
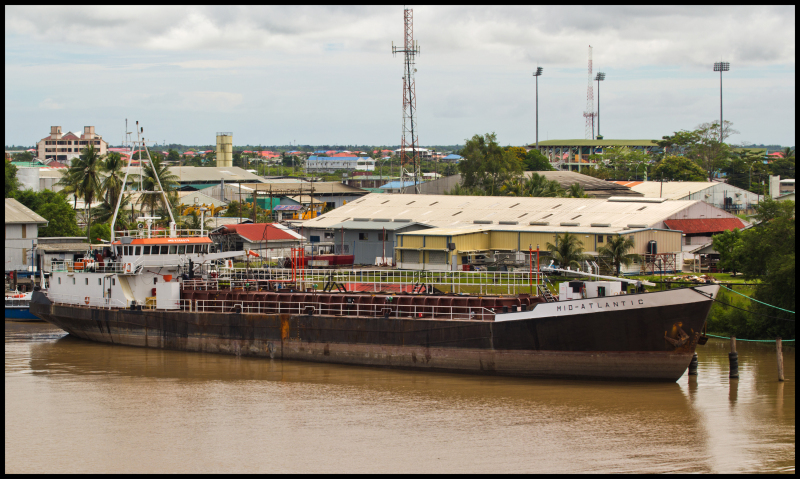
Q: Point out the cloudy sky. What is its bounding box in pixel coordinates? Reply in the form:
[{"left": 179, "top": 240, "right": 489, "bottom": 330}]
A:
[{"left": 4, "top": 6, "right": 795, "bottom": 148}]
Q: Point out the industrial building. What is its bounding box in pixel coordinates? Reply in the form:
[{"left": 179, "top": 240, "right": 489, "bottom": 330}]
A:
[
  {"left": 612, "top": 181, "right": 762, "bottom": 213},
  {"left": 530, "top": 139, "right": 661, "bottom": 172},
  {"left": 216, "top": 132, "right": 233, "bottom": 167},
  {"left": 5, "top": 198, "right": 48, "bottom": 272},
  {"left": 303, "top": 219, "right": 433, "bottom": 265},
  {"left": 302, "top": 193, "right": 746, "bottom": 274},
  {"left": 209, "top": 223, "right": 304, "bottom": 259}
]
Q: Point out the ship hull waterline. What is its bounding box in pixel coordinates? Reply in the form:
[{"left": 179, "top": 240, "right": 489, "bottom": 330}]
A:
[{"left": 30, "top": 289, "right": 714, "bottom": 382}]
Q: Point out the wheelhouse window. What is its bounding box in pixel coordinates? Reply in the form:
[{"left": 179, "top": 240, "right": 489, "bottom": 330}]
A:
[
  {"left": 178, "top": 246, "right": 185, "bottom": 254},
  {"left": 160, "top": 246, "right": 168, "bottom": 254},
  {"left": 144, "top": 246, "right": 151, "bottom": 254},
  {"left": 169, "top": 246, "right": 177, "bottom": 254},
  {"left": 186, "top": 245, "right": 194, "bottom": 254},
  {"left": 135, "top": 246, "right": 141, "bottom": 255}
]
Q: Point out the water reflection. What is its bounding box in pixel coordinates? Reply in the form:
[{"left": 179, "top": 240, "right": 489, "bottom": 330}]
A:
[{"left": 6, "top": 322, "right": 795, "bottom": 474}]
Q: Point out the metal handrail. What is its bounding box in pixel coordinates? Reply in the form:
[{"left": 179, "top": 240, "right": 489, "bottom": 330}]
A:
[
  {"left": 118, "top": 229, "right": 206, "bottom": 239},
  {"left": 180, "top": 299, "right": 499, "bottom": 321}
]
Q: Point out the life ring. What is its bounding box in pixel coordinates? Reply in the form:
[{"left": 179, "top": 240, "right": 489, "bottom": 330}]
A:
[
  {"left": 84, "top": 296, "right": 90, "bottom": 305},
  {"left": 125, "top": 263, "right": 132, "bottom": 273}
]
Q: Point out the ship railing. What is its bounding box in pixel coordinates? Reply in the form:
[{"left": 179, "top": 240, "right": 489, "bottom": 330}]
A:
[
  {"left": 117, "top": 229, "right": 206, "bottom": 239},
  {"left": 46, "top": 292, "right": 127, "bottom": 310},
  {"left": 180, "top": 299, "right": 498, "bottom": 321},
  {"left": 178, "top": 267, "right": 554, "bottom": 295},
  {"left": 48, "top": 259, "right": 136, "bottom": 274}
]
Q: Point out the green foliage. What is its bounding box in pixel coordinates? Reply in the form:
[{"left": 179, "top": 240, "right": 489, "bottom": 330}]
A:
[
  {"left": 598, "top": 235, "right": 640, "bottom": 276},
  {"left": 721, "top": 150, "right": 768, "bottom": 192},
  {"left": 136, "top": 154, "right": 179, "bottom": 215},
  {"left": 522, "top": 149, "right": 554, "bottom": 171},
  {"left": 712, "top": 228, "right": 743, "bottom": 274},
  {"left": 167, "top": 149, "right": 181, "bottom": 163},
  {"left": 458, "top": 133, "right": 522, "bottom": 195},
  {"left": 12, "top": 151, "right": 34, "bottom": 162},
  {"left": 651, "top": 155, "right": 707, "bottom": 181},
  {"left": 5, "top": 159, "right": 20, "bottom": 197},
  {"left": 711, "top": 199, "right": 795, "bottom": 338},
  {"left": 14, "top": 190, "right": 82, "bottom": 237},
  {"left": 223, "top": 200, "right": 252, "bottom": 218},
  {"left": 769, "top": 156, "right": 795, "bottom": 179},
  {"left": 89, "top": 223, "right": 111, "bottom": 243},
  {"left": 566, "top": 183, "right": 589, "bottom": 198},
  {"left": 546, "top": 232, "right": 587, "bottom": 269},
  {"left": 60, "top": 144, "right": 104, "bottom": 237}
]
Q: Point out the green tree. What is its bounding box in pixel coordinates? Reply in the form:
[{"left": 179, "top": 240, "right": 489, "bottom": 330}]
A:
[
  {"left": 167, "top": 149, "right": 181, "bottom": 163},
  {"left": 100, "top": 152, "right": 126, "bottom": 205},
  {"left": 712, "top": 228, "right": 743, "bottom": 275},
  {"left": 598, "top": 235, "right": 641, "bottom": 276},
  {"left": 89, "top": 223, "right": 111, "bottom": 243},
  {"left": 522, "top": 149, "right": 554, "bottom": 171},
  {"left": 14, "top": 190, "right": 82, "bottom": 237},
  {"left": 651, "top": 155, "right": 707, "bottom": 181},
  {"left": 546, "top": 232, "right": 587, "bottom": 269},
  {"left": 459, "top": 133, "right": 523, "bottom": 195},
  {"left": 523, "top": 173, "right": 563, "bottom": 197},
  {"left": 5, "top": 159, "right": 20, "bottom": 197},
  {"left": 64, "top": 144, "right": 104, "bottom": 238},
  {"left": 566, "top": 183, "right": 589, "bottom": 198},
  {"left": 769, "top": 156, "right": 795, "bottom": 179},
  {"left": 729, "top": 199, "right": 795, "bottom": 338},
  {"left": 691, "top": 121, "right": 738, "bottom": 179}
]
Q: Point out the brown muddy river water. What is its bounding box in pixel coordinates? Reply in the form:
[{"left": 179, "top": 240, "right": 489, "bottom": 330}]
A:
[{"left": 5, "top": 320, "right": 795, "bottom": 473}]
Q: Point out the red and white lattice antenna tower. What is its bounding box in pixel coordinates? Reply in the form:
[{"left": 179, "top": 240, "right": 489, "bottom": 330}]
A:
[
  {"left": 582, "top": 45, "right": 597, "bottom": 140},
  {"left": 392, "top": 7, "right": 421, "bottom": 194}
]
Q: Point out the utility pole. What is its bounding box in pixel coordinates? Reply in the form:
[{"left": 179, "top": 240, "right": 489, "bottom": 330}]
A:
[{"left": 392, "top": 7, "right": 421, "bottom": 194}]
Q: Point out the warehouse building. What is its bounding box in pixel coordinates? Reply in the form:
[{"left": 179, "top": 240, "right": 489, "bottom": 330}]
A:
[
  {"left": 303, "top": 193, "right": 745, "bottom": 274},
  {"left": 5, "top": 198, "right": 48, "bottom": 272},
  {"left": 416, "top": 171, "right": 641, "bottom": 197},
  {"left": 612, "top": 180, "right": 762, "bottom": 213},
  {"left": 303, "top": 219, "right": 433, "bottom": 265}
]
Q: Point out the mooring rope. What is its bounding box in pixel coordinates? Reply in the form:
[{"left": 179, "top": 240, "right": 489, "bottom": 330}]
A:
[
  {"left": 704, "top": 334, "right": 795, "bottom": 343},
  {"left": 720, "top": 284, "right": 795, "bottom": 314}
]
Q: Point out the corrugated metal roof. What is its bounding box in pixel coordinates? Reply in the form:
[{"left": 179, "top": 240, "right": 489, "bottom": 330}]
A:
[
  {"left": 614, "top": 181, "right": 719, "bottom": 199},
  {"left": 36, "top": 242, "right": 92, "bottom": 253},
  {"left": 5, "top": 198, "right": 48, "bottom": 224},
  {"left": 324, "top": 220, "right": 433, "bottom": 231},
  {"left": 664, "top": 218, "right": 745, "bottom": 235},
  {"left": 169, "top": 166, "right": 265, "bottom": 184},
  {"left": 243, "top": 182, "right": 368, "bottom": 196},
  {"left": 211, "top": 223, "right": 303, "bottom": 242},
  {"left": 304, "top": 193, "right": 708, "bottom": 234}
]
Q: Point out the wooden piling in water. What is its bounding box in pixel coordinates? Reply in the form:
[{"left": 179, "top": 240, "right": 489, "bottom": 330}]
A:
[
  {"left": 776, "top": 337, "right": 784, "bottom": 382},
  {"left": 729, "top": 336, "right": 739, "bottom": 379}
]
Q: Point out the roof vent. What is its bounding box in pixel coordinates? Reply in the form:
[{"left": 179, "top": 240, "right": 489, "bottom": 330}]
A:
[
  {"left": 560, "top": 222, "right": 580, "bottom": 226},
  {"left": 590, "top": 223, "right": 611, "bottom": 227},
  {"left": 393, "top": 218, "right": 411, "bottom": 222},
  {"left": 498, "top": 221, "right": 518, "bottom": 225},
  {"left": 627, "top": 223, "right": 648, "bottom": 228},
  {"left": 473, "top": 220, "right": 493, "bottom": 224},
  {"left": 529, "top": 221, "right": 549, "bottom": 226},
  {"left": 353, "top": 218, "right": 370, "bottom": 222},
  {"left": 371, "top": 218, "right": 390, "bottom": 222}
]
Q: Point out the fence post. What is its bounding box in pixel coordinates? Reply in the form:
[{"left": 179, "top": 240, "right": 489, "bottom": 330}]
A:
[
  {"left": 729, "top": 336, "right": 739, "bottom": 379},
  {"left": 776, "top": 337, "right": 784, "bottom": 382}
]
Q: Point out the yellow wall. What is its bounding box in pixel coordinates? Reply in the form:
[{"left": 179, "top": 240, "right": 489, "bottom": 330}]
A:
[
  {"left": 425, "top": 236, "right": 447, "bottom": 250},
  {"left": 629, "top": 230, "right": 682, "bottom": 255},
  {"left": 452, "top": 232, "right": 489, "bottom": 252},
  {"left": 401, "top": 236, "right": 424, "bottom": 249}
]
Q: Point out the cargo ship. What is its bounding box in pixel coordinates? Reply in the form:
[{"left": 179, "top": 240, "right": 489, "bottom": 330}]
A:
[{"left": 29, "top": 123, "right": 719, "bottom": 381}]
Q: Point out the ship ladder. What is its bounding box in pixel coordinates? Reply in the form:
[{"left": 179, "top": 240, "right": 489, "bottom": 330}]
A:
[{"left": 537, "top": 284, "right": 556, "bottom": 303}]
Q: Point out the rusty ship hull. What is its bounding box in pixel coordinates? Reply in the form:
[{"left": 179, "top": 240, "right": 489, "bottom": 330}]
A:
[{"left": 30, "top": 285, "right": 717, "bottom": 381}]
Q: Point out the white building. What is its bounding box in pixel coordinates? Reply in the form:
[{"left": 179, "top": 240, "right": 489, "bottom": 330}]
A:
[
  {"left": 613, "top": 180, "right": 762, "bottom": 213},
  {"left": 5, "top": 198, "right": 48, "bottom": 272},
  {"left": 306, "top": 156, "right": 375, "bottom": 173}
]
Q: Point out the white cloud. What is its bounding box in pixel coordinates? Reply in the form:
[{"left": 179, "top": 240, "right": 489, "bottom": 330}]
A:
[{"left": 38, "top": 98, "right": 64, "bottom": 110}]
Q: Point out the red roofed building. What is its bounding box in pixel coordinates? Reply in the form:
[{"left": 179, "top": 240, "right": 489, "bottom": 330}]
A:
[
  {"left": 210, "top": 222, "right": 304, "bottom": 257},
  {"left": 37, "top": 126, "right": 108, "bottom": 164},
  {"left": 664, "top": 217, "right": 746, "bottom": 248}
]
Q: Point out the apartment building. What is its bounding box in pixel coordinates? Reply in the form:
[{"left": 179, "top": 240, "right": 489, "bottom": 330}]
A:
[{"left": 37, "top": 126, "right": 108, "bottom": 164}]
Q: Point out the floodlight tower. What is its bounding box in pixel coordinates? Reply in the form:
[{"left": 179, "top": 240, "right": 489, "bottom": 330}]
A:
[
  {"left": 582, "top": 45, "right": 597, "bottom": 140},
  {"left": 713, "top": 61, "right": 730, "bottom": 143},
  {"left": 533, "top": 67, "right": 543, "bottom": 149},
  {"left": 594, "top": 72, "right": 605, "bottom": 138},
  {"left": 392, "top": 7, "right": 421, "bottom": 194}
]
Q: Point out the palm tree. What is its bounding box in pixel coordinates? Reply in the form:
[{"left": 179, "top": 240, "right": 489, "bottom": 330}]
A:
[
  {"left": 92, "top": 193, "right": 132, "bottom": 231},
  {"left": 524, "top": 173, "right": 563, "bottom": 197},
  {"left": 137, "top": 154, "right": 179, "bottom": 216},
  {"left": 100, "top": 152, "right": 125, "bottom": 205},
  {"left": 598, "top": 235, "right": 641, "bottom": 276},
  {"left": 63, "top": 145, "right": 104, "bottom": 238},
  {"left": 546, "top": 232, "right": 587, "bottom": 269},
  {"left": 501, "top": 177, "right": 526, "bottom": 196},
  {"left": 566, "top": 183, "right": 590, "bottom": 198}
]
